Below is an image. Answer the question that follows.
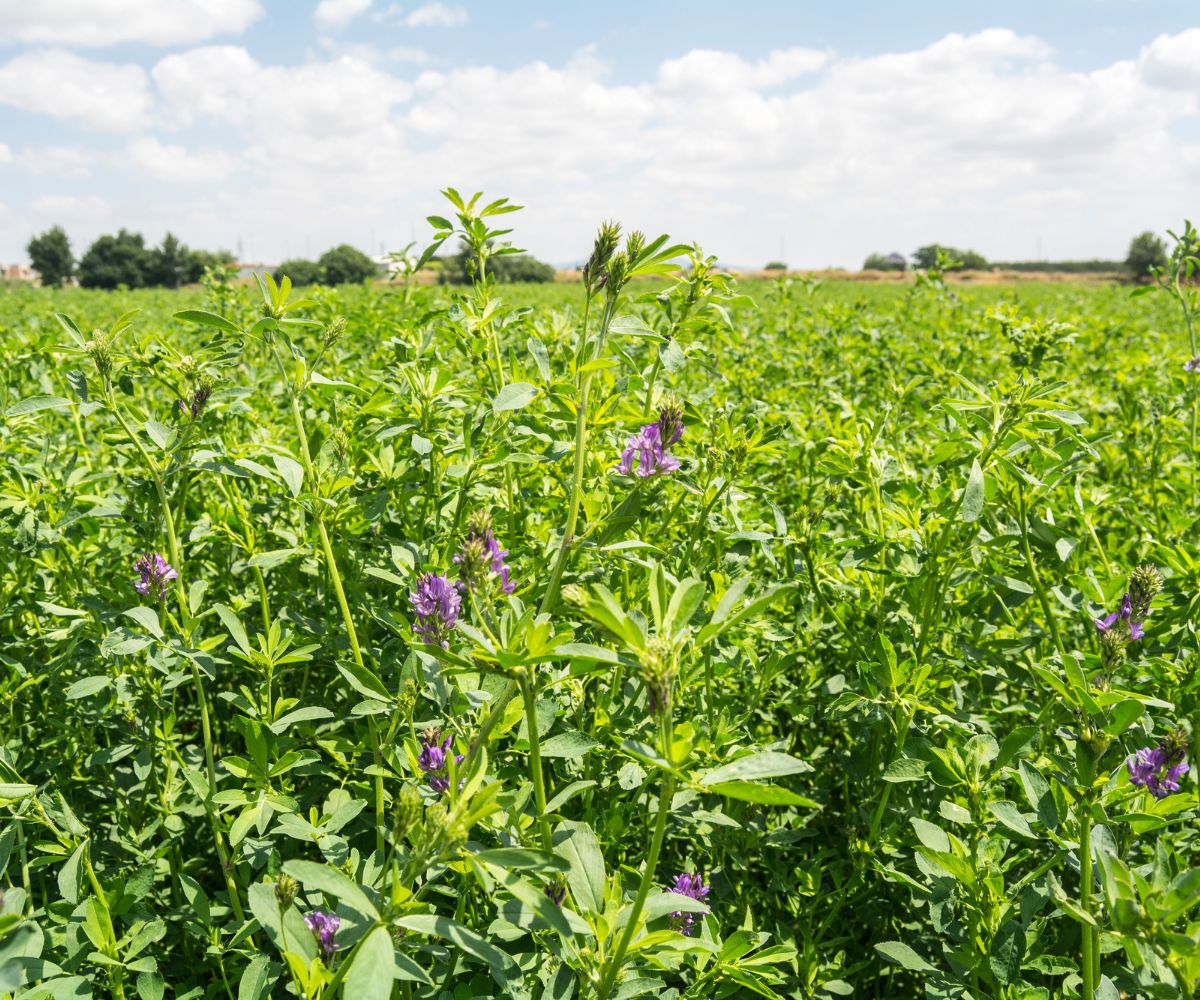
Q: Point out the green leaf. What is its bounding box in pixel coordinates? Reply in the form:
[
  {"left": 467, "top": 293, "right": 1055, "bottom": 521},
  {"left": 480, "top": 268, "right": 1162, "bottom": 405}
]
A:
[
  {"left": 699, "top": 751, "right": 812, "bottom": 785},
  {"left": 342, "top": 926, "right": 395, "bottom": 1000},
  {"left": 57, "top": 842, "right": 86, "bottom": 904},
  {"left": 394, "top": 914, "right": 518, "bottom": 988},
  {"left": 123, "top": 606, "right": 164, "bottom": 640},
  {"left": 473, "top": 849, "right": 568, "bottom": 873},
  {"left": 988, "top": 920, "right": 1025, "bottom": 986},
  {"left": 961, "top": 459, "right": 984, "bottom": 522},
  {"left": 7, "top": 395, "right": 71, "bottom": 417},
  {"left": 553, "top": 821, "right": 605, "bottom": 915},
  {"left": 704, "top": 781, "right": 818, "bottom": 807},
  {"left": 875, "top": 940, "right": 935, "bottom": 973},
  {"left": 174, "top": 310, "right": 241, "bottom": 334},
  {"left": 65, "top": 676, "right": 111, "bottom": 700},
  {"left": 237, "top": 955, "right": 273, "bottom": 1000},
  {"left": 492, "top": 382, "right": 539, "bottom": 414},
  {"left": 539, "top": 731, "right": 599, "bottom": 759},
  {"left": 281, "top": 860, "right": 380, "bottom": 919},
  {"left": 272, "top": 454, "right": 304, "bottom": 497},
  {"left": 213, "top": 604, "right": 251, "bottom": 656}
]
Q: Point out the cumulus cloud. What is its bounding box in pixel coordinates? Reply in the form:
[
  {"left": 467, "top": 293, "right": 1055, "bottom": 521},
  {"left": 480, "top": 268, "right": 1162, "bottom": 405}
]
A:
[
  {"left": 1138, "top": 28, "right": 1200, "bottom": 91},
  {"left": 153, "top": 46, "right": 410, "bottom": 138},
  {"left": 0, "top": 144, "right": 11, "bottom": 164},
  {"left": 126, "top": 137, "right": 237, "bottom": 183},
  {"left": 0, "top": 49, "right": 151, "bottom": 131},
  {"left": 6, "top": 26, "right": 1200, "bottom": 266},
  {"left": 13, "top": 146, "right": 94, "bottom": 178},
  {"left": 30, "top": 194, "right": 110, "bottom": 219},
  {"left": 405, "top": 3, "right": 467, "bottom": 28},
  {"left": 314, "top": 0, "right": 373, "bottom": 30},
  {"left": 2, "top": 0, "right": 263, "bottom": 47}
]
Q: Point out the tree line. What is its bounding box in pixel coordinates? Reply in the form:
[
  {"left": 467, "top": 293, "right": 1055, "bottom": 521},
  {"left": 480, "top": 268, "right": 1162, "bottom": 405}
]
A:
[
  {"left": 26, "top": 226, "right": 234, "bottom": 290},
  {"left": 859, "top": 232, "right": 1171, "bottom": 277}
]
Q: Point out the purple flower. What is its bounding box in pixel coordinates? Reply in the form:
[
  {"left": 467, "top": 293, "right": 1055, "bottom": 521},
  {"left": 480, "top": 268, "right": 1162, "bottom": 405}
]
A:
[
  {"left": 543, "top": 876, "right": 567, "bottom": 908},
  {"left": 177, "top": 383, "right": 212, "bottom": 419},
  {"left": 617, "top": 423, "right": 681, "bottom": 478},
  {"left": 453, "top": 514, "right": 515, "bottom": 596},
  {"left": 666, "top": 872, "right": 710, "bottom": 936},
  {"left": 418, "top": 727, "right": 463, "bottom": 794},
  {"left": 1184, "top": 357, "right": 1200, "bottom": 373},
  {"left": 1127, "top": 741, "right": 1189, "bottom": 799},
  {"left": 1096, "top": 567, "right": 1164, "bottom": 645},
  {"left": 134, "top": 553, "right": 178, "bottom": 601},
  {"left": 304, "top": 909, "right": 340, "bottom": 959},
  {"left": 410, "top": 573, "right": 461, "bottom": 648}
]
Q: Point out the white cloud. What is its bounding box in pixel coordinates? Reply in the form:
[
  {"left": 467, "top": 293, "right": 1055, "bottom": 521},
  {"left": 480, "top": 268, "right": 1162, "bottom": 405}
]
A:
[
  {"left": 5, "top": 27, "right": 1200, "bottom": 267},
  {"left": 126, "top": 137, "right": 237, "bottom": 183},
  {"left": 13, "top": 145, "right": 94, "bottom": 177},
  {"left": 153, "top": 46, "right": 411, "bottom": 138},
  {"left": 1, "top": 0, "right": 263, "bottom": 47},
  {"left": 314, "top": 0, "right": 373, "bottom": 30},
  {"left": 0, "top": 49, "right": 151, "bottom": 131},
  {"left": 0, "top": 144, "right": 10, "bottom": 164},
  {"left": 30, "top": 194, "right": 110, "bottom": 219},
  {"left": 405, "top": 3, "right": 467, "bottom": 28},
  {"left": 1138, "top": 28, "right": 1200, "bottom": 90}
]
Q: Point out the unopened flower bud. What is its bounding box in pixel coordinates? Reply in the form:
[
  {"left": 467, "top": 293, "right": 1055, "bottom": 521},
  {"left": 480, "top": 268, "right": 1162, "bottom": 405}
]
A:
[{"left": 275, "top": 873, "right": 299, "bottom": 909}]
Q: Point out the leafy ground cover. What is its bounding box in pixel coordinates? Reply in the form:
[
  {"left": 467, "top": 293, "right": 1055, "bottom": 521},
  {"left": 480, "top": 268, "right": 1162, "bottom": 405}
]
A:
[{"left": 1, "top": 200, "right": 1198, "bottom": 999}]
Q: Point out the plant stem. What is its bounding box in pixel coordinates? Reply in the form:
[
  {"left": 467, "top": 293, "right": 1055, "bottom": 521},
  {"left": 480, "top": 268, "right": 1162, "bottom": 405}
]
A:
[
  {"left": 520, "top": 672, "right": 552, "bottom": 851},
  {"left": 1078, "top": 750, "right": 1096, "bottom": 1000},
  {"left": 284, "top": 388, "right": 386, "bottom": 857},
  {"left": 596, "top": 713, "right": 675, "bottom": 1000}
]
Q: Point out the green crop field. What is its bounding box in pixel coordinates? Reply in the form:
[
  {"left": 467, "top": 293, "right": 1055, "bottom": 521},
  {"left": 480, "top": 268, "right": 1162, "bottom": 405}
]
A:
[{"left": 1, "top": 201, "right": 1198, "bottom": 1000}]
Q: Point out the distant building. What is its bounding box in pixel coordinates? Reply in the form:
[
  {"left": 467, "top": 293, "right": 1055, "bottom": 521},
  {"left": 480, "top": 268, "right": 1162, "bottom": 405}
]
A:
[
  {"left": 1, "top": 263, "right": 39, "bottom": 283},
  {"left": 235, "top": 262, "right": 276, "bottom": 280},
  {"left": 885, "top": 253, "right": 907, "bottom": 269}
]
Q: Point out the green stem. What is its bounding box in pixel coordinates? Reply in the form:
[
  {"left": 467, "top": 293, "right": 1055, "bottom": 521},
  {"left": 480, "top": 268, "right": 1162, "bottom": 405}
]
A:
[
  {"left": 1018, "top": 491, "right": 1067, "bottom": 659},
  {"left": 520, "top": 672, "right": 552, "bottom": 851},
  {"left": 596, "top": 714, "right": 676, "bottom": 1000},
  {"left": 284, "top": 388, "right": 386, "bottom": 857},
  {"left": 1078, "top": 752, "right": 1096, "bottom": 1000}
]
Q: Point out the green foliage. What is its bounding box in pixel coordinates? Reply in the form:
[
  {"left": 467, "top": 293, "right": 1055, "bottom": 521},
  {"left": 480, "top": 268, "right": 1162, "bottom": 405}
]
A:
[
  {"left": 863, "top": 252, "right": 907, "bottom": 271},
  {"left": 25, "top": 225, "right": 74, "bottom": 287},
  {"left": 318, "top": 243, "right": 379, "bottom": 285},
  {"left": 1, "top": 202, "right": 1199, "bottom": 1000},
  {"left": 78, "top": 227, "right": 151, "bottom": 289},
  {"left": 1127, "top": 230, "right": 1169, "bottom": 278},
  {"left": 913, "top": 243, "right": 989, "bottom": 270},
  {"left": 438, "top": 245, "right": 557, "bottom": 284},
  {"left": 273, "top": 257, "right": 323, "bottom": 286}
]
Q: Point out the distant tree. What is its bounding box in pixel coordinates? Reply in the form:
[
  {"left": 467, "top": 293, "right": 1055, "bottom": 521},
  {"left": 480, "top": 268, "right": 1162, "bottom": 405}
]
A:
[
  {"left": 318, "top": 244, "right": 378, "bottom": 285},
  {"left": 764, "top": 261, "right": 788, "bottom": 271},
  {"left": 438, "top": 246, "right": 556, "bottom": 284},
  {"left": 274, "top": 258, "right": 323, "bottom": 286},
  {"left": 27, "top": 226, "right": 75, "bottom": 287},
  {"left": 147, "top": 232, "right": 197, "bottom": 288},
  {"left": 1126, "top": 231, "right": 1168, "bottom": 279},
  {"left": 78, "top": 229, "right": 151, "bottom": 289},
  {"left": 189, "top": 248, "right": 236, "bottom": 278},
  {"left": 913, "top": 244, "right": 987, "bottom": 271},
  {"left": 863, "top": 252, "right": 907, "bottom": 272}
]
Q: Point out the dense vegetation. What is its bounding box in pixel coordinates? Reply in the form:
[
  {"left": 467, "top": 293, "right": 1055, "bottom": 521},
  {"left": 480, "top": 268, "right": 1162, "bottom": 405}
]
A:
[{"left": 1, "top": 196, "right": 1198, "bottom": 1000}]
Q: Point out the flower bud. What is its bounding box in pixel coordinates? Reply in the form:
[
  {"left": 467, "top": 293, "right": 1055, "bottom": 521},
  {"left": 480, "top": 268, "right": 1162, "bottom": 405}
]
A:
[{"left": 275, "top": 873, "right": 299, "bottom": 909}]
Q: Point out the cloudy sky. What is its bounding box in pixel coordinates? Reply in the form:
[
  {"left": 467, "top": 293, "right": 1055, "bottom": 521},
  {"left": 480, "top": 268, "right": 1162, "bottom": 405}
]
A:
[{"left": 1, "top": 0, "right": 1198, "bottom": 269}]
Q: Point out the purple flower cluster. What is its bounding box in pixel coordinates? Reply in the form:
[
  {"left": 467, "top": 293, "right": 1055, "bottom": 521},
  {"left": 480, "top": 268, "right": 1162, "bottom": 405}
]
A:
[
  {"left": 1095, "top": 593, "right": 1145, "bottom": 642},
  {"left": 666, "top": 872, "right": 710, "bottom": 936},
  {"left": 304, "top": 909, "right": 340, "bottom": 959},
  {"left": 418, "top": 727, "right": 462, "bottom": 794},
  {"left": 134, "top": 553, "right": 178, "bottom": 601},
  {"left": 410, "top": 573, "right": 461, "bottom": 648},
  {"left": 617, "top": 404, "right": 684, "bottom": 478},
  {"left": 1184, "top": 357, "right": 1200, "bottom": 373},
  {"left": 1127, "top": 743, "right": 1189, "bottom": 799},
  {"left": 177, "top": 383, "right": 212, "bottom": 419},
  {"left": 453, "top": 514, "right": 515, "bottom": 596},
  {"left": 1095, "top": 566, "right": 1162, "bottom": 644}
]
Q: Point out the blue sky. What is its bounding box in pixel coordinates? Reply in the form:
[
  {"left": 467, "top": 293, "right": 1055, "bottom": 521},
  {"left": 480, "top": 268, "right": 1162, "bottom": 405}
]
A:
[{"left": 1, "top": 0, "right": 1198, "bottom": 269}]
